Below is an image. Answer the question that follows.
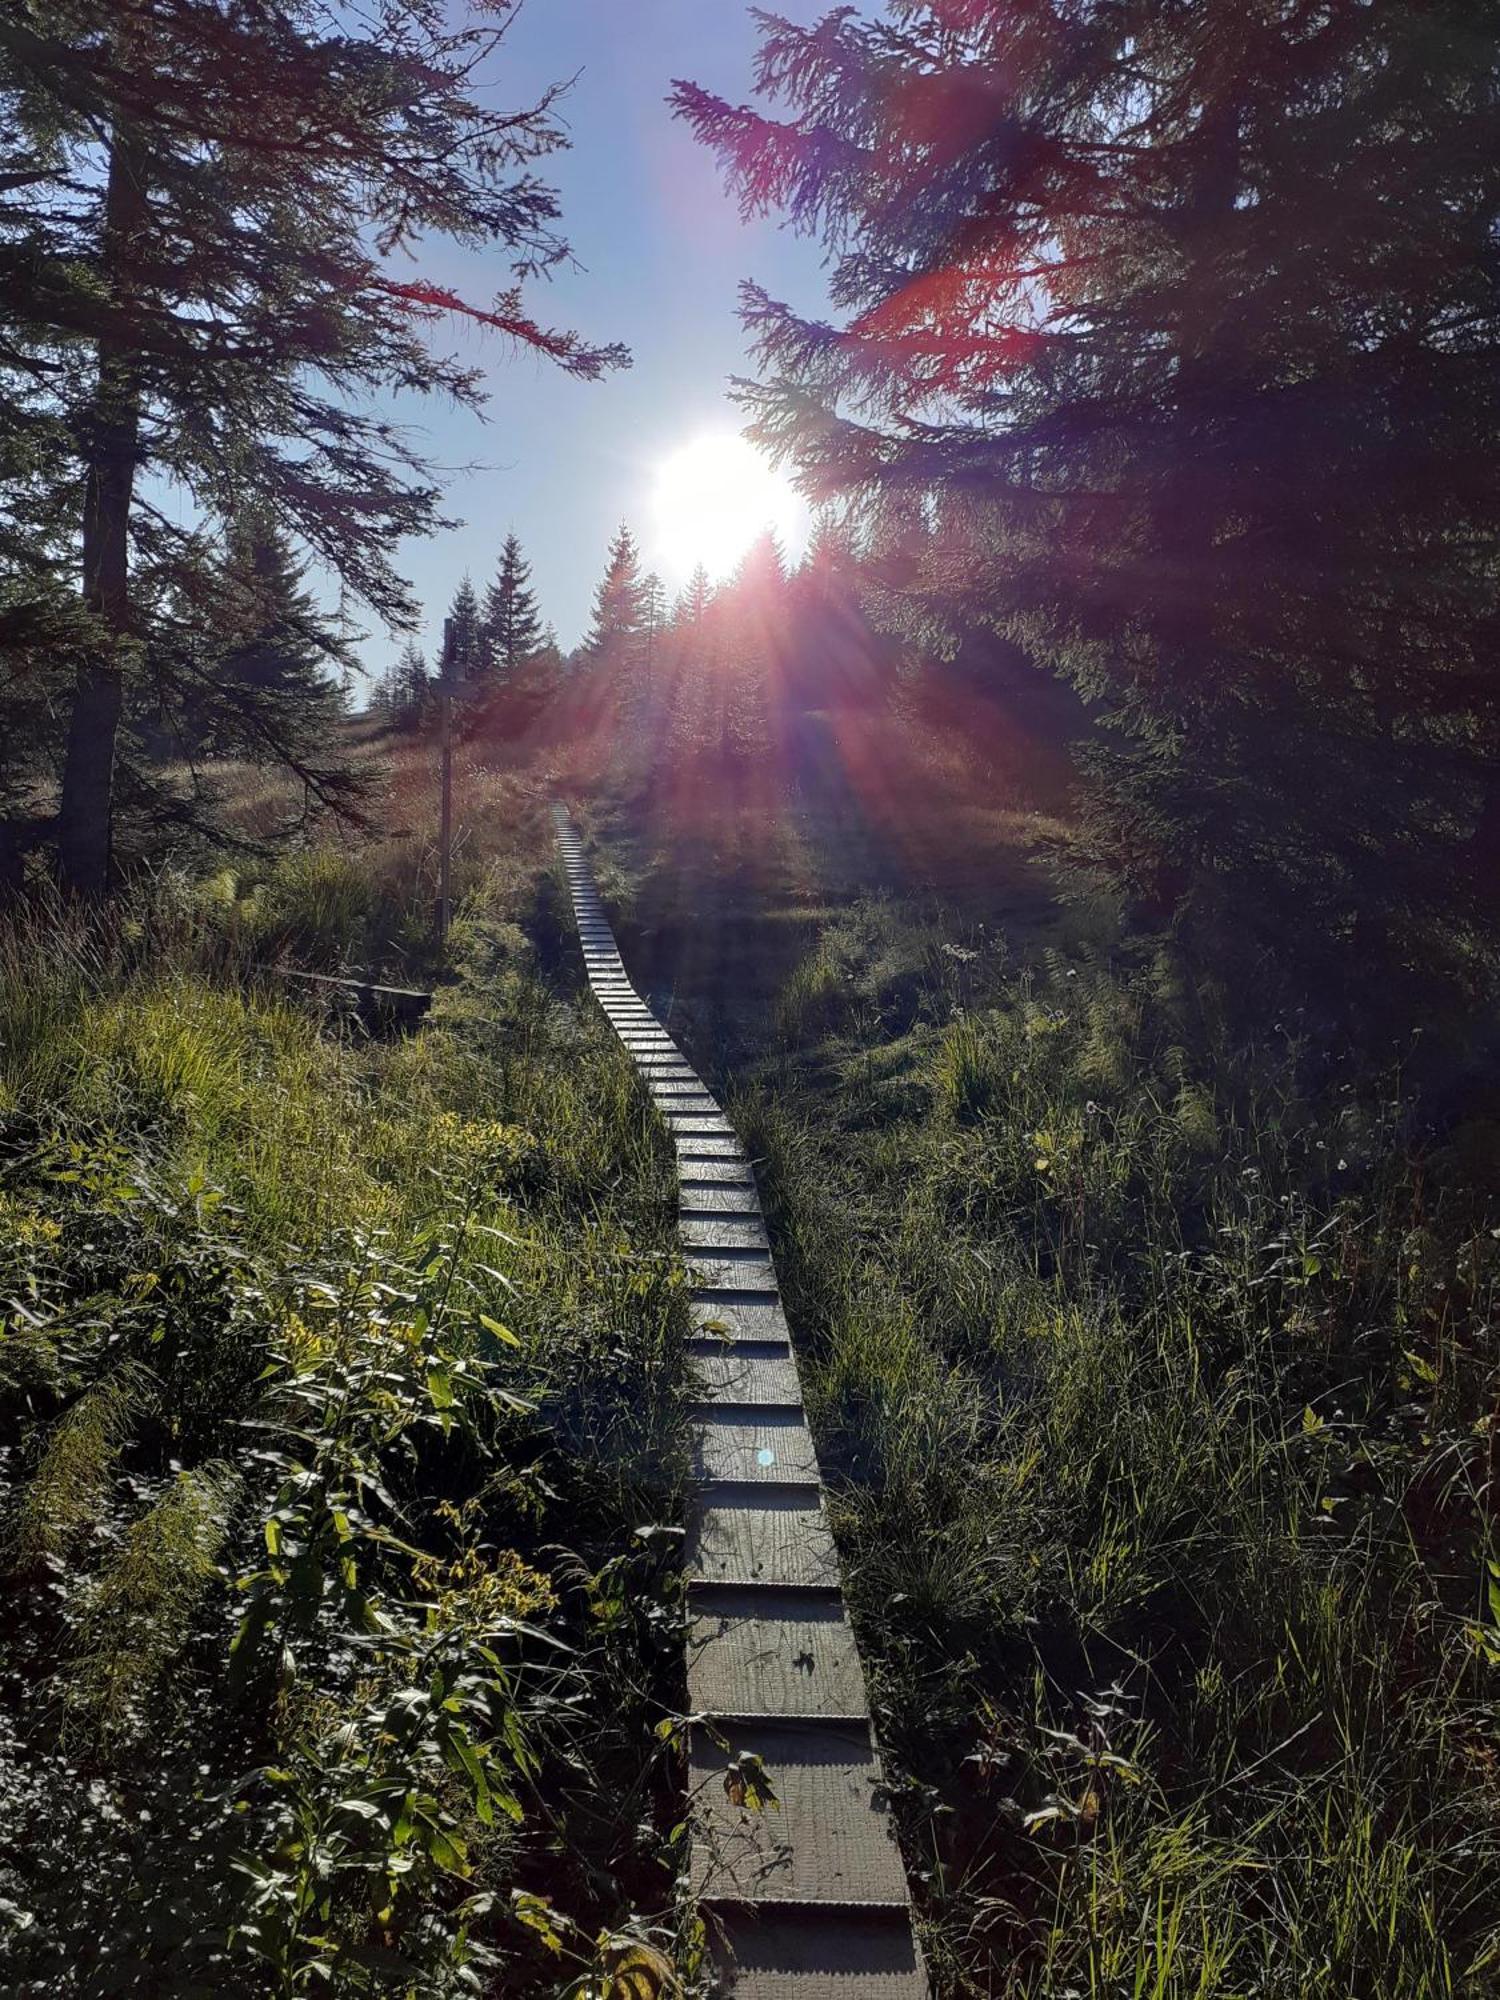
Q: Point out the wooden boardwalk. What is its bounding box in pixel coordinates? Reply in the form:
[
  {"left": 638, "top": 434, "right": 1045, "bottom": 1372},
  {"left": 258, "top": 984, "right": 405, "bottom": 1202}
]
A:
[{"left": 552, "top": 809, "right": 927, "bottom": 1999}]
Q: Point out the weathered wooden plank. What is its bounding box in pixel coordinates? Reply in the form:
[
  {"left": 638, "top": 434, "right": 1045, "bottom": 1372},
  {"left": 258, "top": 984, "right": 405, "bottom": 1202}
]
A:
[
  {"left": 681, "top": 1214, "right": 770, "bottom": 1250},
  {"left": 704, "top": 1909, "right": 927, "bottom": 1999},
  {"left": 691, "top": 1721, "right": 911, "bottom": 1908},
  {"left": 695, "top": 1412, "right": 819, "bottom": 1485},
  {"left": 679, "top": 1162, "right": 758, "bottom": 1189},
  {"left": 690, "top": 1341, "right": 802, "bottom": 1405},
  {"left": 680, "top": 1184, "right": 763, "bottom": 1214},
  {"left": 688, "top": 1252, "right": 779, "bottom": 1293},
  {"left": 691, "top": 1295, "right": 793, "bottom": 1343},
  {"left": 677, "top": 1135, "right": 749, "bottom": 1159},
  {"left": 688, "top": 1487, "right": 841, "bottom": 1589},
  {"left": 688, "top": 1587, "right": 871, "bottom": 1720}
]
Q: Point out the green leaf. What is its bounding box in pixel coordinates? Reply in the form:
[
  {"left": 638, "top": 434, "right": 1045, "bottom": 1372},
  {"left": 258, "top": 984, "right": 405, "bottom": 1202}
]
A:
[{"left": 479, "top": 1312, "right": 520, "bottom": 1348}]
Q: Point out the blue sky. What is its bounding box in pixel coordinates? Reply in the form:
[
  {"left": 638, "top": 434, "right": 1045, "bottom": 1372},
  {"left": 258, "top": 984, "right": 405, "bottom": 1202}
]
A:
[{"left": 368, "top": 0, "right": 836, "bottom": 677}]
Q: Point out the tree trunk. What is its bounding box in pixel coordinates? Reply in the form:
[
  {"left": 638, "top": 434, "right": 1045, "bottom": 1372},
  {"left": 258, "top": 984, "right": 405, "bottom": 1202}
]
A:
[{"left": 57, "top": 126, "right": 146, "bottom": 898}]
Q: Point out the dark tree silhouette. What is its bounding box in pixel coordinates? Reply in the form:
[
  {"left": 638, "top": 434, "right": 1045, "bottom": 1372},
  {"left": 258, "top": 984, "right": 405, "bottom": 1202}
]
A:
[
  {"left": 442, "top": 576, "right": 487, "bottom": 680},
  {"left": 484, "top": 533, "right": 543, "bottom": 681},
  {"left": 587, "top": 525, "right": 646, "bottom": 657},
  {"left": 675, "top": 1, "right": 1500, "bottom": 1002},
  {"left": 0, "top": 0, "right": 625, "bottom": 892}
]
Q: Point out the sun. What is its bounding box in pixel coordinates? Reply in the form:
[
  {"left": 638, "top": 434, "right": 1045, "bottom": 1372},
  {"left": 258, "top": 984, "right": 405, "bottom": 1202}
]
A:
[{"left": 650, "top": 433, "right": 806, "bottom": 582}]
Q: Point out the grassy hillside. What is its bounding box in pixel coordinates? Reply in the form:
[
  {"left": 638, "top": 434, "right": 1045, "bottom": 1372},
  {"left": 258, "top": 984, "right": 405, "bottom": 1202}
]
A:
[
  {"left": 0, "top": 780, "right": 695, "bottom": 1997},
  {"left": 722, "top": 906, "right": 1500, "bottom": 1998}
]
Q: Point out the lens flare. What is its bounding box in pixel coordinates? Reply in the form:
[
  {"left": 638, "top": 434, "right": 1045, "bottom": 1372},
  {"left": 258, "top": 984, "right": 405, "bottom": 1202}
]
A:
[{"left": 650, "top": 433, "right": 806, "bottom": 581}]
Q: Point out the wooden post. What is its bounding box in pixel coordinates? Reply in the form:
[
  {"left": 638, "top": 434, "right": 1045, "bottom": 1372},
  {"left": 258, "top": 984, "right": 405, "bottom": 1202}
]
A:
[{"left": 437, "top": 615, "right": 454, "bottom": 948}]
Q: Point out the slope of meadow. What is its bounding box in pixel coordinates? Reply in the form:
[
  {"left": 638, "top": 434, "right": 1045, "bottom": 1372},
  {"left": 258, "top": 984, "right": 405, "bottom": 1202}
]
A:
[
  {"left": 0, "top": 769, "right": 695, "bottom": 1997},
  {"left": 572, "top": 705, "right": 1500, "bottom": 1998}
]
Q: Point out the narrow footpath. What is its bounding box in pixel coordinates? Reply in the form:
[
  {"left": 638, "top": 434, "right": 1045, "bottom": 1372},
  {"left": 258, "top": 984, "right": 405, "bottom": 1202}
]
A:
[{"left": 552, "top": 808, "right": 927, "bottom": 1998}]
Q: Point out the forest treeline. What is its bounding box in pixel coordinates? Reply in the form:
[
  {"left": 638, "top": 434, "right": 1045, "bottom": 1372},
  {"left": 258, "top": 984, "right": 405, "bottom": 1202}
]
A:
[
  {"left": 8, "top": 0, "right": 1500, "bottom": 1051},
  {"left": 0, "top": 0, "right": 623, "bottom": 892},
  {"left": 672, "top": 0, "right": 1500, "bottom": 1030}
]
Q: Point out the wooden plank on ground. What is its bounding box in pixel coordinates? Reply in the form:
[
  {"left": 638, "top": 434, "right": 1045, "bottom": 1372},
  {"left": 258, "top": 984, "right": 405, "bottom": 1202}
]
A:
[
  {"left": 681, "top": 1214, "right": 770, "bottom": 1251},
  {"left": 695, "top": 1412, "right": 820, "bottom": 1485},
  {"left": 688, "top": 1253, "right": 780, "bottom": 1293},
  {"left": 690, "top": 1342, "right": 803, "bottom": 1405},
  {"left": 691, "top": 1296, "right": 793, "bottom": 1343},
  {"left": 705, "top": 1909, "right": 927, "bottom": 1999},
  {"left": 691, "top": 1721, "right": 911, "bottom": 1907},
  {"left": 688, "top": 1586, "right": 871, "bottom": 1720},
  {"left": 679, "top": 1183, "right": 761, "bottom": 1212},
  {"left": 688, "top": 1487, "right": 841, "bottom": 1589}
]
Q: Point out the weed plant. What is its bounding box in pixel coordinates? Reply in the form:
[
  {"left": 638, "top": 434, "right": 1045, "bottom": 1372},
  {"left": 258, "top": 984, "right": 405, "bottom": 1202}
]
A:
[
  {"left": 0, "top": 831, "right": 693, "bottom": 1997},
  {"left": 734, "top": 901, "right": 1500, "bottom": 1998}
]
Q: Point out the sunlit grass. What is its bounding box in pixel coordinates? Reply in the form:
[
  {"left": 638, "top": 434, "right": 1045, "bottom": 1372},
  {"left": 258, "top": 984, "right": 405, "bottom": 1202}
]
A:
[
  {"left": 0, "top": 812, "right": 694, "bottom": 1994},
  {"left": 732, "top": 899, "right": 1500, "bottom": 1998}
]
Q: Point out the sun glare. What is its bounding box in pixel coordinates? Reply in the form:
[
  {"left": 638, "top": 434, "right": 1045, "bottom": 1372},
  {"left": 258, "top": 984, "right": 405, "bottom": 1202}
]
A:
[{"left": 650, "top": 433, "right": 807, "bottom": 582}]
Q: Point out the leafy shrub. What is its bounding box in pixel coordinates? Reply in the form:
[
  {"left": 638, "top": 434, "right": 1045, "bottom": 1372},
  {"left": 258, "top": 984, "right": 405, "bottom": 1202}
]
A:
[{"left": 0, "top": 858, "right": 692, "bottom": 1996}]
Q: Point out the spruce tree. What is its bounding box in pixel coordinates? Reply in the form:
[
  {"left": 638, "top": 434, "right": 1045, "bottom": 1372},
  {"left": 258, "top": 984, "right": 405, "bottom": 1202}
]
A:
[
  {"left": 442, "top": 576, "right": 487, "bottom": 680},
  {"left": 674, "top": 564, "right": 713, "bottom": 632},
  {"left": 587, "top": 525, "right": 645, "bottom": 657},
  {"left": 640, "top": 572, "right": 666, "bottom": 686},
  {"left": 0, "top": 0, "right": 624, "bottom": 893},
  {"left": 388, "top": 642, "right": 430, "bottom": 728},
  {"left": 676, "top": 3, "right": 1500, "bottom": 1000},
  {"left": 200, "top": 513, "right": 348, "bottom": 761},
  {"left": 483, "top": 533, "right": 543, "bottom": 680}
]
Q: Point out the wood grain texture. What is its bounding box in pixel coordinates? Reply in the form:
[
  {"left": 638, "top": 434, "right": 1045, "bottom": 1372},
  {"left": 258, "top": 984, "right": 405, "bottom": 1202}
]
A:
[
  {"left": 695, "top": 1413, "right": 821, "bottom": 1484},
  {"left": 688, "top": 1589, "right": 872, "bottom": 1720},
  {"left": 689, "top": 1489, "right": 842, "bottom": 1589},
  {"left": 691, "top": 1721, "right": 911, "bottom": 1907},
  {"left": 689, "top": 1342, "right": 803, "bottom": 1404},
  {"left": 705, "top": 1910, "right": 927, "bottom": 1999},
  {"left": 691, "top": 1296, "right": 793, "bottom": 1342},
  {"left": 681, "top": 1214, "right": 771, "bottom": 1250}
]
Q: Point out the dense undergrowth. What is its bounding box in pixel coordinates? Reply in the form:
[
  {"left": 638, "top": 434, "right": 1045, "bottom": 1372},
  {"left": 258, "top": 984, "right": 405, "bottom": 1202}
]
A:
[
  {"left": 731, "top": 900, "right": 1500, "bottom": 1998},
  {"left": 0, "top": 797, "right": 695, "bottom": 1997}
]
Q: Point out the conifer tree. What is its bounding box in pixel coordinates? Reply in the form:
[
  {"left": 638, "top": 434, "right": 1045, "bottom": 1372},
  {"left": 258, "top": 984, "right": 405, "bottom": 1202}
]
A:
[
  {"left": 674, "top": 565, "right": 713, "bottom": 632},
  {"left": 442, "top": 576, "right": 487, "bottom": 680},
  {"left": 676, "top": 3, "right": 1500, "bottom": 999},
  {"left": 199, "top": 513, "right": 348, "bottom": 759},
  {"left": 640, "top": 572, "right": 666, "bottom": 687},
  {"left": 484, "top": 533, "right": 543, "bottom": 679},
  {"left": 385, "top": 642, "right": 430, "bottom": 728},
  {"left": 0, "top": 0, "right": 624, "bottom": 892},
  {"left": 587, "top": 526, "right": 645, "bottom": 657}
]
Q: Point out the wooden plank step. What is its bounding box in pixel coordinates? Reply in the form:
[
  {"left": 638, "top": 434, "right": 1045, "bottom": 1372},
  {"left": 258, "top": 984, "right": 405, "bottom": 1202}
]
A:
[
  {"left": 704, "top": 1908, "right": 926, "bottom": 1999},
  {"left": 695, "top": 1412, "right": 820, "bottom": 1485},
  {"left": 688, "top": 1586, "right": 871, "bottom": 1721},
  {"left": 680, "top": 1161, "right": 758, "bottom": 1188},
  {"left": 680, "top": 1185, "right": 763, "bottom": 1214},
  {"left": 690, "top": 1342, "right": 803, "bottom": 1405},
  {"left": 688, "top": 1486, "right": 841, "bottom": 1589},
  {"left": 678, "top": 1135, "right": 750, "bottom": 1160},
  {"left": 682, "top": 1214, "right": 770, "bottom": 1250},
  {"left": 692, "top": 1296, "right": 793, "bottom": 1343},
  {"left": 688, "top": 1254, "right": 780, "bottom": 1294},
  {"left": 691, "top": 1721, "right": 911, "bottom": 1908}
]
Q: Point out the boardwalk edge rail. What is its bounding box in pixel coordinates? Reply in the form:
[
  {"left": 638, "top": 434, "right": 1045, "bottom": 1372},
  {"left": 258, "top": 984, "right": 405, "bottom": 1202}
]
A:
[{"left": 552, "top": 806, "right": 927, "bottom": 1999}]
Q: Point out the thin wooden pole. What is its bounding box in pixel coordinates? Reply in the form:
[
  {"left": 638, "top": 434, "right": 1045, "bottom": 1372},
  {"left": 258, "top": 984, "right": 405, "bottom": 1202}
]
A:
[{"left": 437, "top": 616, "right": 454, "bottom": 948}]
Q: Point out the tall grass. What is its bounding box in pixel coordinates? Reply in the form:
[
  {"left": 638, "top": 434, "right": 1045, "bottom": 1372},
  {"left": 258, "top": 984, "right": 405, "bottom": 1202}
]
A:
[
  {"left": 0, "top": 826, "right": 692, "bottom": 1996},
  {"left": 733, "top": 902, "right": 1500, "bottom": 1998}
]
